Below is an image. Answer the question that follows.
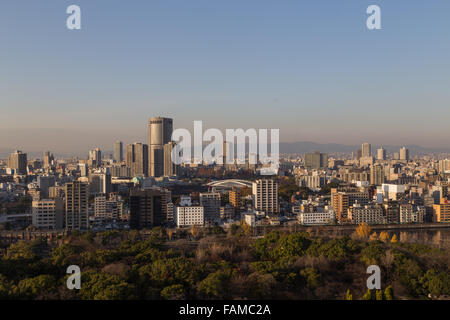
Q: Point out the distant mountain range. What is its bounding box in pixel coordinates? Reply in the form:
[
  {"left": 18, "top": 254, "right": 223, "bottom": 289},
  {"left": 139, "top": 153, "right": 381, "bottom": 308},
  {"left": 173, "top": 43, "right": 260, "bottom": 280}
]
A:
[{"left": 279, "top": 142, "right": 450, "bottom": 156}]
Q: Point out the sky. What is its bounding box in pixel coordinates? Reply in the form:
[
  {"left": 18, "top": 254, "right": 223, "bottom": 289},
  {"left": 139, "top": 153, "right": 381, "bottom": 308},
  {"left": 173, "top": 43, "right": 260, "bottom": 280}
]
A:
[{"left": 1, "top": 0, "right": 450, "bottom": 155}]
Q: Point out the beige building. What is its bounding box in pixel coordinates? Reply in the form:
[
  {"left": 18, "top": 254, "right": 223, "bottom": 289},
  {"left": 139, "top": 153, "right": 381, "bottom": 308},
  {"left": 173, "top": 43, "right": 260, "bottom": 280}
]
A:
[
  {"left": 252, "top": 179, "right": 279, "bottom": 215},
  {"left": 32, "top": 198, "right": 64, "bottom": 230}
]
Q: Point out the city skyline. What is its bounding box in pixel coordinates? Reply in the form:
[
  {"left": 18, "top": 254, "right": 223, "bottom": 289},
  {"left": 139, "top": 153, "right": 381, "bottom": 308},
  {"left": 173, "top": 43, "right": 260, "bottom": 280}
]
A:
[{"left": 2, "top": 1, "right": 450, "bottom": 150}]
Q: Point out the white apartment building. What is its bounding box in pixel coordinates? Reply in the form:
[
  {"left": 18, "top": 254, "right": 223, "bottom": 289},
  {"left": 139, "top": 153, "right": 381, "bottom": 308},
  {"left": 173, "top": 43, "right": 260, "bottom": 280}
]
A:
[
  {"left": 299, "top": 210, "right": 335, "bottom": 225},
  {"left": 175, "top": 205, "right": 204, "bottom": 227}
]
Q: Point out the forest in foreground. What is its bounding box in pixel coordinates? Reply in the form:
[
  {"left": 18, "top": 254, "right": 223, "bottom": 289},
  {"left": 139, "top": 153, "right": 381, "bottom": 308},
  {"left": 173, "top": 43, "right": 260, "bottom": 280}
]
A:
[{"left": 0, "top": 224, "right": 449, "bottom": 300}]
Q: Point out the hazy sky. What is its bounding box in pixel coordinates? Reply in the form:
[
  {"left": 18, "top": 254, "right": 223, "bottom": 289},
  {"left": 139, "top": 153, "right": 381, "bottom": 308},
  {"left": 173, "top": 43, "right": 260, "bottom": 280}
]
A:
[{"left": 1, "top": 0, "right": 450, "bottom": 154}]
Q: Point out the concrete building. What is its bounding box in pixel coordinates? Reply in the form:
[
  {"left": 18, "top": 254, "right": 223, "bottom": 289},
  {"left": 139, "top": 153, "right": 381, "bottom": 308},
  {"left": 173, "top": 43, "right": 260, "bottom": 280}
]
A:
[
  {"left": 400, "top": 147, "right": 409, "bottom": 162},
  {"left": 114, "top": 141, "right": 123, "bottom": 163},
  {"left": 299, "top": 210, "right": 335, "bottom": 225},
  {"left": 433, "top": 198, "right": 450, "bottom": 222},
  {"left": 377, "top": 147, "right": 386, "bottom": 161},
  {"left": 32, "top": 198, "right": 64, "bottom": 229},
  {"left": 65, "top": 181, "right": 89, "bottom": 230},
  {"left": 199, "top": 192, "right": 221, "bottom": 223},
  {"left": 304, "top": 152, "right": 328, "bottom": 170},
  {"left": 148, "top": 117, "right": 173, "bottom": 177},
  {"left": 175, "top": 198, "right": 204, "bottom": 227},
  {"left": 348, "top": 204, "right": 384, "bottom": 225},
  {"left": 129, "top": 188, "right": 172, "bottom": 229},
  {"left": 361, "top": 143, "right": 371, "bottom": 158},
  {"left": 252, "top": 179, "right": 279, "bottom": 215},
  {"left": 7, "top": 150, "right": 27, "bottom": 175},
  {"left": 126, "top": 142, "right": 149, "bottom": 177}
]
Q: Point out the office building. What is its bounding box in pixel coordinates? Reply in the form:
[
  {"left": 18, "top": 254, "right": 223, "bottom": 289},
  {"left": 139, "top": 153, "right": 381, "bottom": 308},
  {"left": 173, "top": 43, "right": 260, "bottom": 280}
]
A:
[
  {"left": 89, "top": 148, "right": 102, "bottom": 168},
  {"left": 114, "top": 141, "right": 123, "bottom": 163},
  {"left": 377, "top": 147, "right": 386, "bottom": 161},
  {"left": 7, "top": 150, "right": 27, "bottom": 175},
  {"left": 126, "top": 142, "right": 149, "bottom": 177},
  {"left": 148, "top": 117, "right": 173, "bottom": 177},
  {"left": 304, "top": 152, "right": 328, "bottom": 170},
  {"left": 43, "top": 151, "right": 54, "bottom": 169},
  {"left": 400, "top": 147, "right": 409, "bottom": 162},
  {"left": 163, "top": 141, "right": 178, "bottom": 176},
  {"left": 370, "top": 164, "right": 385, "bottom": 185},
  {"left": 361, "top": 143, "right": 371, "bottom": 158}
]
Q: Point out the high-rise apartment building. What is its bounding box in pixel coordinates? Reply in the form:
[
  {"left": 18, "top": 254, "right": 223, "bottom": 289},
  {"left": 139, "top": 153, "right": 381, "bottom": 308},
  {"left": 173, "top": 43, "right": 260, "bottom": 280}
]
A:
[
  {"left": 199, "top": 192, "right": 221, "bottom": 223},
  {"left": 114, "top": 141, "right": 123, "bottom": 163},
  {"left": 7, "top": 150, "right": 27, "bottom": 175},
  {"left": 129, "top": 188, "right": 171, "bottom": 229},
  {"left": 370, "top": 164, "right": 385, "bottom": 185},
  {"left": 148, "top": 117, "right": 173, "bottom": 177},
  {"left": 65, "top": 181, "right": 89, "bottom": 230},
  {"left": 126, "top": 142, "right": 149, "bottom": 177},
  {"left": 252, "top": 179, "right": 279, "bottom": 215}
]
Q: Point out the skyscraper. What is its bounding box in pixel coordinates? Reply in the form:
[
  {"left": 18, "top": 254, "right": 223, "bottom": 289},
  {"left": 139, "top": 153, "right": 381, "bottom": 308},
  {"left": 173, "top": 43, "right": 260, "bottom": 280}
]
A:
[
  {"left": 126, "top": 142, "right": 148, "bottom": 177},
  {"left": 163, "top": 141, "right": 178, "bottom": 176},
  {"left": 89, "top": 148, "right": 102, "bottom": 168},
  {"left": 7, "top": 150, "right": 27, "bottom": 175},
  {"left": 65, "top": 181, "right": 89, "bottom": 230},
  {"left": 43, "top": 151, "right": 54, "bottom": 169},
  {"left": 400, "top": 147, "right": 409, "bottom": 162},
  {"left": 148, "top": 117, "right": 173, "bottom": 177},
  {"left": 361, "top": 143, "right": 371, "bottom": 158},
  {"left": 377, "top": 147, "right": 386, "bottom": 160},
  {"left": 114, "top": 141, "right": 123, "bottom": 163}
]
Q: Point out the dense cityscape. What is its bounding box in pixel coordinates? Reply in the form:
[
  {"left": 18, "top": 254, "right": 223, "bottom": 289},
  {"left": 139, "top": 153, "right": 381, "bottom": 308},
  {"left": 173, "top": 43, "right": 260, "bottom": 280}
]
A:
[
  {"left": 1, "top": 117, "right": 450, "bottom": 233},
  {"left": 0, "top": 117, "right": 449, "bottom": 300}
]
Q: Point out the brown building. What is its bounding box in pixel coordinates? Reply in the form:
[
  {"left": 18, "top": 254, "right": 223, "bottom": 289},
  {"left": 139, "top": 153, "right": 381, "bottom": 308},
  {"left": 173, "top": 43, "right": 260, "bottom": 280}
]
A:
[
  {"left": 331, "top": 188, "right": 369, "bottom": 222},
  {"left": 433, "top": 198, "right": 450, "bottom": 222}
]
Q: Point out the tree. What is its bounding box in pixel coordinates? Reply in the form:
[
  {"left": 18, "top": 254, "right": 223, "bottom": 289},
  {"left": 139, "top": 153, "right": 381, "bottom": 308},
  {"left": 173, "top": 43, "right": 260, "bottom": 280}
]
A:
[
  {"left": 190, "top": 225, "right": 201, "bottom": 240},
  {"left": 198, "top": 270, "right": 232, "bottom": 299},
  {"left": 355, "top": 223, "right": 371, "bottom": 240},
  {"left": 15, "top": 275, "right": 57, "bottom": 299},
  {"left": 361, "top": 289, "right": 372, "bottom": 300},
  {"left": 240, "top": 221, "right": 252, "bottom": 237},
  {"left": 160, "top": 284, "right": 186, "bottom": 300},
  {"left": 369, "top": 232, "right": 379, "bottom": 241},
  {"left": 384, "top": 285, "right": 394, "bottom": 300},
  {"left": 346, "top": 289, "right": 353, "bottom": 300},
  {"left": 390, "top": 234, "right": 399, "bottom": 243},
  {"left": 375, "top": 290, "right": 383, "bottom": 300},
  {"left": 166, "top": 229, "right": 174, "bottom": 241},
  {"left": 379, "top": 231, "right": 390, "bottom": 243}
]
